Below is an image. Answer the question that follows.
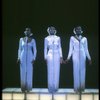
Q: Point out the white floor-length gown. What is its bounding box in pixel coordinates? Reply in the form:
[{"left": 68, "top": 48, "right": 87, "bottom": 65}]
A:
[
  {"left": 67, "top": 35, "right": 91, "bottom": 91},
  {"left": 44, "top": 35, "right": 63, "bottom": 92},
  {"left": 18, "top": 37, "right": 37, "bottom": 91}
]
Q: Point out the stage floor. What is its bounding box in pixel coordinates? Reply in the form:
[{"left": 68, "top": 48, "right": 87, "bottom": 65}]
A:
[
  {"left": 2, "top": 88, "right": 99, "bottom": 94},
  {"left": 2, "top": 88, "right": 99, "bottom": 100}
]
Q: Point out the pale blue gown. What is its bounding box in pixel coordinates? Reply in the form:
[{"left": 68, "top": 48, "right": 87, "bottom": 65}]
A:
[
  {"left": 18, "top": 37, "right": 37, "bottom": 91},
  {"left": 67, "top": 35, "right": 91, "bottom": 91},
  {"left": 44, "top": 35, "right": 63, "bottom": 92}
]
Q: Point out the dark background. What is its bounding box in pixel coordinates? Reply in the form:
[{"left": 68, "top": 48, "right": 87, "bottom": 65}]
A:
[{"left": 2, "top": 0, "right": 98, "bottom": 89}]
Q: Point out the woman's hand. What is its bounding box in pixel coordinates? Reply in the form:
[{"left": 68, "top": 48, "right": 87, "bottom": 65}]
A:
[
  {"left": 31, "top": 59, "right": 35, "bottom": 64},
  {"left": 17, "top": 58, "right": 20, "bottom": 64},
  {"left": 88, "top": 59, "right": 92, "bottom": 65},
  {"left": 64, "top": 59, "right": 70, "bottom": 64},
  {"left": 60, "top": 58, "right": 65, "bottom": 64}
]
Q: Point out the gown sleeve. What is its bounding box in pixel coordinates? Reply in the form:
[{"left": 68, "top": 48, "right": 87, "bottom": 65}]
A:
[
  {"left": 67, "top": 36, "right": 73, "bottom": 60},
  {"left": 84, "top": 37, "right": 91, "bottom": 60},
  {"left": 59, "top": 37, "right": 63, "bottom": 58},
  {"left": 44, "top": 38, "right": 48, "bottom": 60},
  {"left": 32, "top": 39, "right": 37, "bottom": 60},
  {"left": 18, "top": 38, "right": 22, "bottom": 60}
]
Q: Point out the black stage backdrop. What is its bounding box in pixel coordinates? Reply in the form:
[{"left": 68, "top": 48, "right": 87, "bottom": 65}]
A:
[{"left": 2, "top": 0, "right": 98, "bottom": 89}]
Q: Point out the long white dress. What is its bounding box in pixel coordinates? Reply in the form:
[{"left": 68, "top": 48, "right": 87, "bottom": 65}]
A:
[
  {"left": 44, "top": 35, "right": 63, "bottom": 92},
  {"left": 18, "top": 37, "right": 37, "bottom": 91},
  {"left": 67, "top": 35, "right": 91, "bottom": 91}
]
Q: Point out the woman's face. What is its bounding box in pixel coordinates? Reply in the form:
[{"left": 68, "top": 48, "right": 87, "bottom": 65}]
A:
[
  {"left": 48, "top": 27, "right": 56, "bottom": 35},
  {"left": 25, "top": 28, "right": 31, "bottom": 36},
  {"left": 49, "top": 29, "right": 55, "bottom": 35},
  {"left": 75, "top": 27, "right": 82, "bottom": 35},
  {"left": 25, "top": 31, "right": 30, "bottom": 36}
]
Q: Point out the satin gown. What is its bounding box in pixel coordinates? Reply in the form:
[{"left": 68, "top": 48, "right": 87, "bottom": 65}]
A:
[
  {"left": 18, "top": 37, "right": 37, "bottom": 91},
  {"left": 67, "top": 35, "right": 91, "bottom": 91},
  {"left": 44, "top": 35, "right": 63, "bottom": 92}
]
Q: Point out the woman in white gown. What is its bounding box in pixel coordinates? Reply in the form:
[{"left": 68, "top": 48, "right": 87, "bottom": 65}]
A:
[
  {"left": 65, "top": 26, "right": 92, "bottom": 92},
  {"left": 17, "top": 28, "right": 37, "bottom": 92},
  {"left": 44, "top": 26, "right": 63, "bottom": 93}
]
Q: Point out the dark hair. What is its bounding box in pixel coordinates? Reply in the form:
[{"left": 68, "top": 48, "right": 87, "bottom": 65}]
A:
[{"left": 75, "top": 26, "right": 82, "bottom": 31}]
